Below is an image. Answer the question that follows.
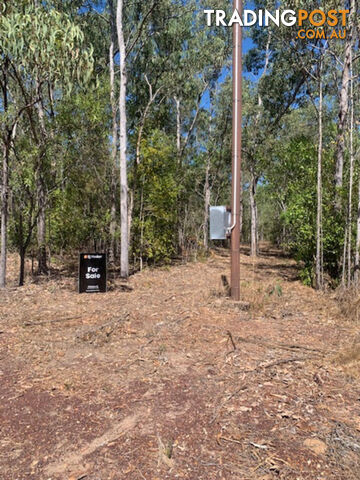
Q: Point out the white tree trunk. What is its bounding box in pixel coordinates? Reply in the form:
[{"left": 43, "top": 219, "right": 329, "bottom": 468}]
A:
[
  {"left": 116, "top": 0, "right": 129, "bottom": 278},
  {"left": 342, "top": 227, "right": 348, "bottom": 287},
  {"left": 203, "top": 156, "right": 210, "bottom": 250},
  {"left": 355, "top": 154, "right": 360, "bottom": 285},
  {"left": 347, "top": 47, "right": 354, "bottom": 287},
  {"left": 250, "top": 172, "right": 258, "bottom": 257},
  {"left": 174, "top": 96, "right": 184, "bottom": 251},
  {"left": 174, "top": 96, "right": 181, "bottom": 160},
  {"left": 335, "top": 43, "right": 351, "bottom": 193},
  {"left": 109, "top": 36, "right": 118, "bottom": 264},
  {"left": 316, "top": 71, "right": 323, "bottom": 290},
  {"left": 335, "top": 0, "right": 355, "bottom": 207}
]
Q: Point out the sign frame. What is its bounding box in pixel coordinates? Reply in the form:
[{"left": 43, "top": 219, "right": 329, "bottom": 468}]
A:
[{"left": 78, "top": 253, "right": 107, "bottom": 294}]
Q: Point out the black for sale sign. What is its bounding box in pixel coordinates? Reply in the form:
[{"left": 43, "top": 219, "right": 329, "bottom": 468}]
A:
[{"left": 79, "top": 253, "right": 107, "bottom": 293}]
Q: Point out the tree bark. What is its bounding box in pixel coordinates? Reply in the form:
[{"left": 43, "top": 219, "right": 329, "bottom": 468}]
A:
[
  {"left": 203, "top": 155, "right": 210, "bottom": 250},
  {"left": 342, "top": 226, "right": 348, "bottom": 287},
  {"left": 334, "top": 43, "right": 350, "bottom": 194},
  {"left": 35, "top": 80, "right": 48, "bottom": 275},
  {"left": 18, "top": 212, "right": 25, "bottom": 287},
  {"left": 174, "top": 96, "right": 184, "bottom": 253},
  {"left": 108, "top": 31, "right": 118, "bottom": 265},
  {"left": 174, "top": 96, "right": 181, "bottom": 161},
  {"left": 334, "top": 0, "right": 355, "bottom": 209},
  {"left": 36, "top": 175, "right": 47, "bottom": 274},
  {"left": 239, "top": 187, "right": 243, "bottom": 239},
  {"left": 33, "top": 0, "right": 48, "bottom": 276},
  {"left": 250, "top": 172, "right": 258, "bottom": 257},
  {"left": 116, "top": 0, "right": 129, "bottom": 278},
  {"left": 355, "top": 166, "right": 360, "bottom": 285},
  {"left": 19, "top": 246, "right": 25, "bottom": 287},
  {"left": 347, "top": 47, "right": 354, "bottom": 287},
  {"left": 316, "top": 68, "right": 323, "bottom": 290}
]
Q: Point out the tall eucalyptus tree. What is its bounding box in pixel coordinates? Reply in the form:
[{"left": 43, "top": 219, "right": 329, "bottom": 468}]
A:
[{"left": 0, "top": 1, "right": 93, "bottom": 286}]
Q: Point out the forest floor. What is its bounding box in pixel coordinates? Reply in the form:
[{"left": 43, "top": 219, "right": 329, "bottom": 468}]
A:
[{"left": 1, "top": 244, "right": 360, "bottom": 480}]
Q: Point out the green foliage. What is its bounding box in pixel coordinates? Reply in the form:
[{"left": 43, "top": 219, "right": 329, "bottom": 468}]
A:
[
  {"left": 47, "top": 83, "right": 111, "bottom": 251},
  {"left": 1, "top": 0, "right": 358, "bottom": 288},
  {"left": 132, "top": 130, "right": 180, "bottom": 264},
  {"left": 268, "top": 284, "right": 283, "bottom": 297},
  {"left": 0, "top": 3, "right": 94, "bottom": 90},
  {"left": 263, "top": 107, "right": 345, "bottom": 284}
]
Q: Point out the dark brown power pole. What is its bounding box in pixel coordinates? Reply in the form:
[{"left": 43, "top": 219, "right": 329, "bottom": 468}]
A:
[{"left": 230, "top": 0, "right": 242, "bottom": 300}]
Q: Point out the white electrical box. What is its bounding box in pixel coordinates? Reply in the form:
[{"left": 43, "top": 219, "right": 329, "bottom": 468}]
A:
[{"left": 210, "top": 206, "right": 231, "bottom": 240}]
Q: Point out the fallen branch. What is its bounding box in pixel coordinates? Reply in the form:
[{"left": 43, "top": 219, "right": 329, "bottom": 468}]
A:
[
  {"left": 257, "top": 356, "right": 315, "bottom": 370},
  {"left": 23, "top": 315, "right": 82, "bottom": 327},
  {"left": 226, "top": 330, "right": 236, "bottom": 352},
  {"left": 219, "top": 436, "right": 242, "bottom": 445},
  {"left": 236, "top": 335, "right": 327, "bottom": 356}
]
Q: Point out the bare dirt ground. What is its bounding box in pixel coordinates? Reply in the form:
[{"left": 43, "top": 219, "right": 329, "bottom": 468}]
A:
[{"left": 1, "top": 245, "right": 360, "bottom": 480}]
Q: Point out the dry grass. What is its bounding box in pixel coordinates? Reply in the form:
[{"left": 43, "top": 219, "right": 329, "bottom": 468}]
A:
[
  {"left": 335, "top": 285, "right": 360, "bottom": 323},
  {"left": 334, "top": 336, "right": 360, "bottom": 379},
  {"left": 1, "top": 245, "right": 360, "bottom": 479},
  {"left": 332, "top": 286, "right": 360, "bottom": 378}
]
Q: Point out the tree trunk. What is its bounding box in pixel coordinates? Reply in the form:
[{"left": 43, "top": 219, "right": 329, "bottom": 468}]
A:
[
  {"left": 239, "top": 188, "right": 243, "bottom": 239},
  {"left": 174, "top": 95, "right": 183, "bottom": 253},
  {"left": 355, "top": 177, "right": 360, "bottom": 285},
  {"left": 18, "top": 212, "right": 25, "bottom": 287},
  {"left": 355, "top": 69, "right": 360, "bottom": 283},
  {"left": 342, "top": 226, "right": 348, "bottom": 287},
  {"left": 347, "top": 47, "right": 354, "bottom": 288},
  {"left": 0, "top": 143, "right": 9, "bottom": 288},
  {"left": 109, "top": 37, "right": 118, "bottom": 265},
  {"left": 250, "top": 172, "right": 258, "bottom": 257},
  {"left": 203, "top": 155, "right": 210, "bottom": 250},
  {"left": 334, "top": 0, "right": 355, "bottom": 209},
  {"left": 35, "top": 79, "right": 48, "bottom": 275},
  {"left": 316, "top": 70, "right": 323, "bottom": 290},
  {"left": 36, "top": 173, "right": 47, "bottom": 274},
  {"left": 19, "top": 246, "right": 25, "bottom": 287},
  {"left": 174, "top": 96, "right": 181, "bottom": 161},
  {"left": 139, "top": 185, "right": 144, "bottom": 271},
  {"left": 334, "top": 42, "right": 350, "bottom": 196},
  {"left": 128, "top": 189, "right": 133, "bottom": 248},
  {"left": 116, "top": 0, "right": 129, "bottom": 278}
]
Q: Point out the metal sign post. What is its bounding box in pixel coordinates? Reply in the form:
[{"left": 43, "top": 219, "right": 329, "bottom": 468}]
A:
[{"left": 230, "top": 0, "right": 242, "bottom": 301}]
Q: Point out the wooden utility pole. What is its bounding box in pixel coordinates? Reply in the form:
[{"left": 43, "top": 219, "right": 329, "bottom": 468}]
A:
[{"left": 230, "top": 0, "right": 242, "bottom": 300}]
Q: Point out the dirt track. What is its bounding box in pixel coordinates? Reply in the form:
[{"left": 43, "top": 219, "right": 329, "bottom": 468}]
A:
[{"left": 1, "top": 246, "right": 360, "bottom": 479}]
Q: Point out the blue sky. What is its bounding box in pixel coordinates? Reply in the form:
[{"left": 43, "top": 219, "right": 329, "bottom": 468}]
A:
[{"left": 200, "top": 35, "right": 256, "bottom": 109}]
